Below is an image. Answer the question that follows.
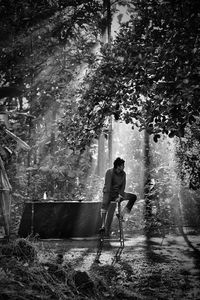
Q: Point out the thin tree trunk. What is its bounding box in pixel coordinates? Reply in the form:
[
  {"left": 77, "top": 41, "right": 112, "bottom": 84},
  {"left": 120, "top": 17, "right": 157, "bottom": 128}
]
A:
[
  {"left": 97, "top": 134, "right": 106, "bottom": 177},
  {"left": 108, "top": 116, "right": 113, "bottom": 168},
  {"left": 97, "top": 0, "right": 112, "bottom": 174},
  {"left": 143, "top": 129, "right": 152, "bottom": 237}
]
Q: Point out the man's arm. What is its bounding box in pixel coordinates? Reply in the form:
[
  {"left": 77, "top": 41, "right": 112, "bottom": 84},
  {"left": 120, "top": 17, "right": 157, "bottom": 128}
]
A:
[
  {"left": 103, "top": 169, "right": 112, "bottom": 194},
  {"left": 119, "top": 172, "right": 126, "bottom": 197}
]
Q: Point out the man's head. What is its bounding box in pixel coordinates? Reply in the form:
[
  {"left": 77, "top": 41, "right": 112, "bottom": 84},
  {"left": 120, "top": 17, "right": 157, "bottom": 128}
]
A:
[{"left": 113, "top": 157, "right": 125, "bottom": 173}]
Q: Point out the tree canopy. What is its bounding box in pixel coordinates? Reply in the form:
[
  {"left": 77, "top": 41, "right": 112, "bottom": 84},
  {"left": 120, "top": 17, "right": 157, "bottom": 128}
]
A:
[
  {"left": 70, "top": 0, "right": 200, "bottom": 149},
  {"left": 0, "top": 0, "right": 104, "bottom": 200},
  {"left": 1, "top": 0, "right": 200, "bottom": 197}
]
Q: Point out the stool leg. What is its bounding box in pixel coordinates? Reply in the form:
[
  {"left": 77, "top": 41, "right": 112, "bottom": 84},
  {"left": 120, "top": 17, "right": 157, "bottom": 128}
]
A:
[
  {"left": 95, "top": 229, "right": 105, "bottom": 263},
  {"left": 113, "top": 201, "right": 125, "bottom": 263},
  {"left": 118, "top": 201, "right": 124, "bottom": 246}
]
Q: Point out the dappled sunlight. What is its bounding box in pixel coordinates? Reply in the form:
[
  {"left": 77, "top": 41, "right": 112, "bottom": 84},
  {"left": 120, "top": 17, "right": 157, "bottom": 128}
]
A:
[
  {"left": 83, "top": 152, "right": 104, "bottom": 202},
  {"left": 112, "top": 121, "right": 144, "bottom": 195},
  {"left": 78, "top": 119, "right": 186, "bottom": 241},
  {"left": 108, "top": 121, "right": 192, "bottom": 240}
]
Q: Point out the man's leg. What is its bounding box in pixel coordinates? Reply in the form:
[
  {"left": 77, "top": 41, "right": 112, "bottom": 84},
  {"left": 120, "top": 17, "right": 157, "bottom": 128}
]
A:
[
  {"left": 100, "top": 196, "right": 110, "bottom": 231},
  {"left": 121, "top": 192, "right": 137, "bottom": 216},
  {"left": 100, "top": 208, "right": 107, "bottom": 231}
]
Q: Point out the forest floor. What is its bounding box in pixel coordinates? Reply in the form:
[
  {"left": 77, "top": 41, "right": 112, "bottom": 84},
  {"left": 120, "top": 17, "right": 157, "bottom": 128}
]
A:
[{"left": 1, "top": 231, "right": 200, "bottom": 300}]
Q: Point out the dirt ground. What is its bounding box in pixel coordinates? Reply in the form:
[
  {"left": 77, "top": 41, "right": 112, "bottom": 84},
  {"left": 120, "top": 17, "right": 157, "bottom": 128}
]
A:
[{"left": 35, "top": 232, "right": 200, "bottom": 300}]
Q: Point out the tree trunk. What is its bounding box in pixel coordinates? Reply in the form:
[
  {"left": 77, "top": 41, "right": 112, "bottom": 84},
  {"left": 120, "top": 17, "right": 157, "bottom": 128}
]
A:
[
  {"left": 108, "top": 116, "right": 113, "bottom": 168},
  {"left": 105, "top": 0, "right": 113, "bottom": 168},
  {"left": 97, "top": 0, "right": 112, "bottom": 174},
  {"left": 143, "top": 129, "right": 153, "bottom": 237},
  {"left": 97, "top": 133, "right": 106, "bottom": 177}
]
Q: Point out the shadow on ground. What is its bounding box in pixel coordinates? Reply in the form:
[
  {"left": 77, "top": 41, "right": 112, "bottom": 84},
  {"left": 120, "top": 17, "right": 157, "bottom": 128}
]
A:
[{"left": 36, "top": 234, "right": 200, "bottom": 299}]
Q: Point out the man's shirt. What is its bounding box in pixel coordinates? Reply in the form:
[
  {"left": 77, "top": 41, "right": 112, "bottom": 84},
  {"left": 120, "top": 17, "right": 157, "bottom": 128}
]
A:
[{"left": 103, "top": 168, "right": 126, "bottom": 203}]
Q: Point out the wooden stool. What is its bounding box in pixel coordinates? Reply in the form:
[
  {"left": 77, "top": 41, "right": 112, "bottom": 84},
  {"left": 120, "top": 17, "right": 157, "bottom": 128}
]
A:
[{"left": 95, "top": 200, "right": 125, "bottom": 264}]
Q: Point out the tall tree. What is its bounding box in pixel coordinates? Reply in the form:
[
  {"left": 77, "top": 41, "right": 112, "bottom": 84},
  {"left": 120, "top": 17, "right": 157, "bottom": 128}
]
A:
[
  {"left": 67, "top": 0, "right": 200, "bottom": 236},
  {"left": 75, "top": 0, "right": 200, "bottom": 146},
  {"left": 0, "top": 0, "right": 103, "bottom": 201}
]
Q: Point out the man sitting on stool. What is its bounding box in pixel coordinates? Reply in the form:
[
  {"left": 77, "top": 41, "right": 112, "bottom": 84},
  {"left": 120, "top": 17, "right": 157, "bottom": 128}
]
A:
[{"left": 100, "top": 157, "right": 137, "bottom": 232}]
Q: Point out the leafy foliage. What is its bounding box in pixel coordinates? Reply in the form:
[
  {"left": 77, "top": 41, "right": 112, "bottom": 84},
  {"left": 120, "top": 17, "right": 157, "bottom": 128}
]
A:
[
  {"left": 1, "top": 0, "right": 200, "bottom": 241},
  {"left": 0, "top": 0, "right": 117, "bottom": 247},
  {"left": 74, "top": 0, "right": 200, "bottom": 150},
  {"left": 0, "top": 0, "right": 103, "bottom": 217},
  {"left": 176, "top": 121, "right": 200, "bottom": 190},
  {"left": 0, "top": 0, "right": 102, "bottom": 37}
]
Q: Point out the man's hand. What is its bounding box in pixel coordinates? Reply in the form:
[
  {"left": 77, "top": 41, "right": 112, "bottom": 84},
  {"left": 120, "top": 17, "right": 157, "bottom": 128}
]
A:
[{"left": 116, "top": 194, "right": 124, "bottom": 202}]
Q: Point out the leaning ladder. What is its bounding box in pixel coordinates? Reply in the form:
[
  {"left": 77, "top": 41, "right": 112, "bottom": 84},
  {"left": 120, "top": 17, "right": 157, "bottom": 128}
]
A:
[{"left": 95, "top": 201, "right": 125, "bottom": 264}]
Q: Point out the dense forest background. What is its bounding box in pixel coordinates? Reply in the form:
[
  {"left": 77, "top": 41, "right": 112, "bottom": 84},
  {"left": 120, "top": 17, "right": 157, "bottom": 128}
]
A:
[{"left": 0, "top": 0, "right": 200, "bottom": 236}]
